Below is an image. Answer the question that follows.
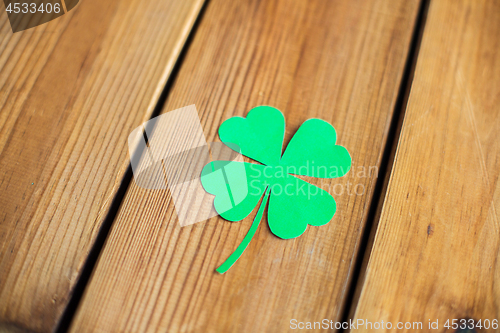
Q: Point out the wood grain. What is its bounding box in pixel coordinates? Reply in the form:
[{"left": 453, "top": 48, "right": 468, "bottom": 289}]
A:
[
  {"left": 354, "top": 0, "right": 500, "bottom": 330},
  {"left": 70, "top": 0, "right": 421, "bottom": 331},
  {"left": 0, "top": 0, "right": 204, "bottom": 331}
]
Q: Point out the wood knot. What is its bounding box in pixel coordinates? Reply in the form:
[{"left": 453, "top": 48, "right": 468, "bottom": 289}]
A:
[{"left": 427, "top": 223, "right": 434, "bottom": 236}]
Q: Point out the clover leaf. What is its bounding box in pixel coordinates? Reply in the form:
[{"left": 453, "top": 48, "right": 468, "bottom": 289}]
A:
[{"left": 200, "top": 106, "right": 351, "bottom": 273}]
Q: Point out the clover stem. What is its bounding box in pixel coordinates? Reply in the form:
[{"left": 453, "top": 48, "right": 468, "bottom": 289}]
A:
[{"left": 216, "top": 187, "right": 271, "bottom": 274}]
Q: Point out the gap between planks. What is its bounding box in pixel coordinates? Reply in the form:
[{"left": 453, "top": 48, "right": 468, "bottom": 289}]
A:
[
  {"left": 340, "top": 0, "right": 431, "bottom": 328},
  {"left": 55, "top": 2, "right": 212, "bottom": 332}
]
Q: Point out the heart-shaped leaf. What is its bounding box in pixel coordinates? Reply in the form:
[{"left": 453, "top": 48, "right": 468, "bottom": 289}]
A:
[
  {"left": 280, "top": 118, "right": 351, "bottom": 178},
  {"left": 201, "top": 161, "right": 267, "bottom": 221},
  {"left": 267, "top": 173, "right": 336, "bottom": 239},
  {"left": 219, "top": 106, "right": 284, "bottom": 166}
]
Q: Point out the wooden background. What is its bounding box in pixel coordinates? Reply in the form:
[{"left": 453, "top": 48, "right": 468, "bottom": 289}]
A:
[{"left": 0, "top": 0, "right": 499, "bottom": 332}]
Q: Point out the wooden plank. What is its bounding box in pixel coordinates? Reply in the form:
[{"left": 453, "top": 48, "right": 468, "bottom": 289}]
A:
[
  {"left": 354, "top": 0, "right": 500, "bottom": 330},
  {"left": 0, "top": 0, "right": 204, "bottom": 331},
  {"left": 70, "top": 0, "right": 421, "bottom": 331}
]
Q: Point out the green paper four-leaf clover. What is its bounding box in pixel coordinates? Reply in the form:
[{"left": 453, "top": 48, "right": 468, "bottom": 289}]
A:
[{"left": 200, "top": 106, "right": 351, "bottom": 273}]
